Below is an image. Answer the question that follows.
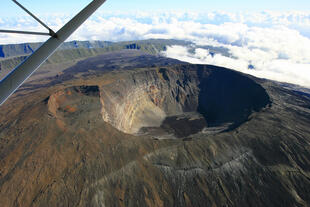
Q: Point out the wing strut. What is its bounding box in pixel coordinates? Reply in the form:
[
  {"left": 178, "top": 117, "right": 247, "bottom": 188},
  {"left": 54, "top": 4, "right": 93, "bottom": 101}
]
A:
[
  {"left": 0, "top": 0, "right": 57, "bottom": 37},
  {"left": 0, "top": 29, "right": 51, "bottom": 36},
  {"left": 12, "top": 0, "right": 57, "bottom": 37},
  {"left": 0, "top": 0, "right": 107, "bottom": 106}
]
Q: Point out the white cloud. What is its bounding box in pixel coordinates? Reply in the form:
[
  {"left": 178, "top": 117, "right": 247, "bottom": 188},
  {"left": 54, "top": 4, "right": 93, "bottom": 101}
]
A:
[
  {"left": 0, "top": 11, "right": 310, "bottom": 87},
  {"left": 163, "top": 46, "right": 310, "bottom": 87}
]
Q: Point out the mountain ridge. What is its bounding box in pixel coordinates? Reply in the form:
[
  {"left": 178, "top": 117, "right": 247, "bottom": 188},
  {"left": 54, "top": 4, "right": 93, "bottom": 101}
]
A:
[{"left": 0, "top": 39, "right": 231, "bottom": 80}]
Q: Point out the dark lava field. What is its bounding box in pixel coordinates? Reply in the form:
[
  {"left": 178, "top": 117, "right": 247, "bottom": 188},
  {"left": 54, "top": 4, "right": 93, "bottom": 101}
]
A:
[{"left": 0, "top": 50, "right": 310, "bottom": 207}]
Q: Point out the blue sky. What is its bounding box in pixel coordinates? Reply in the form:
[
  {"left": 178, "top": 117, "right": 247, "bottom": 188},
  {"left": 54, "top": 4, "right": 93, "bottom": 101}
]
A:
[{"left": 0, "top": 0, "right": 309, "bottom": 17}]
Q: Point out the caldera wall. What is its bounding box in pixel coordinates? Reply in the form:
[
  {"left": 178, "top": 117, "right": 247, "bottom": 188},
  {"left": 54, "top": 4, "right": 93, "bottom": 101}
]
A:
[
  {"left": 99, "top": 65, "right": 271, "bottom": 135},
  {"left": 100, "top": 67, "right": 200, "bottom": 134}
]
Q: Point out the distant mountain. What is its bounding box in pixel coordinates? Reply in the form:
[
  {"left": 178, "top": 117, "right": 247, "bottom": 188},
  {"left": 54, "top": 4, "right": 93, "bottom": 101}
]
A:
[
  {"left": 0, "top": 39, "right": 229, "bottom": 79},
  {"left": 0, "top": 39, "right": 192, "bottom": 59},
  {"left": 0, "top": 39, "right": 195, "bottom": 79},
  {"left": 0, "top": 41, "right": 112, "bottom": 59}
]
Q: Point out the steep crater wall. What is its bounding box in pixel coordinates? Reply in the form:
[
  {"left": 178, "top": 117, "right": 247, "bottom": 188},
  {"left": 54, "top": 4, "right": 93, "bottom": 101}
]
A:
[{"left": 100, "top": 65, "right": 271, "bottom": 137}]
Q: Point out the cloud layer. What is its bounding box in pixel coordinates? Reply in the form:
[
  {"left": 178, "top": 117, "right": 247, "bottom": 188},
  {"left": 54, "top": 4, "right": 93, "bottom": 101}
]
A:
[{"left": 1, "top": 11, "right": 310, "bottom": 87}]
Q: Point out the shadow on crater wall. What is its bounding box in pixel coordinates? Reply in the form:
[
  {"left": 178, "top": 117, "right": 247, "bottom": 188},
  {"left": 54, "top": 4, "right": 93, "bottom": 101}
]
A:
[{"left": 196, "top": 65, "right": 271, "bottom": 129}]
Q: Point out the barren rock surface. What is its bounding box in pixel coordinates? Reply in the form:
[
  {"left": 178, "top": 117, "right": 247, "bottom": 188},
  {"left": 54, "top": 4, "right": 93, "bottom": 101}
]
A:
[
  {"left": 0, "top": 50, "right": 309, "bottom": 207},
  {"left": 100, "top": 65, "right": 270, "bottom": 136}
]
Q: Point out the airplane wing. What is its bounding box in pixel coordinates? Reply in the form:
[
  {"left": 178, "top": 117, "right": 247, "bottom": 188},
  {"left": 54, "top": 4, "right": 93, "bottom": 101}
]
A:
[{"left": 0, "top": 0, "right": 107, "bottom": 105}]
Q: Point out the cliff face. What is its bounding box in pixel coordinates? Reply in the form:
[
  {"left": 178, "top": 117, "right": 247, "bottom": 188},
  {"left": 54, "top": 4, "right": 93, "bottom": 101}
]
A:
[
  {"left": 0, "top": 52, "right": 310, "bottom": 207},
  {"left": 100, "top": 68, "right": 199, "bottom": 134},
  {"left": 100, "top": 65, "right": 270, "bottom": 135}
]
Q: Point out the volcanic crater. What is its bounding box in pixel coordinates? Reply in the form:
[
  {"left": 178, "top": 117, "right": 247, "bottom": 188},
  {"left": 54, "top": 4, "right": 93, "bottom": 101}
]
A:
[{"left": 47, "top": 65, "right": 271, "bottom": 138}]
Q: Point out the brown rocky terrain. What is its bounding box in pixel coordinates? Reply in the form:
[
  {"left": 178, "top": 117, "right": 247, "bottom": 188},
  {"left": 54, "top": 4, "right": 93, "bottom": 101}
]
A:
[{"left": 0, "top": 50, "right": 310, "bottom": 207}]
